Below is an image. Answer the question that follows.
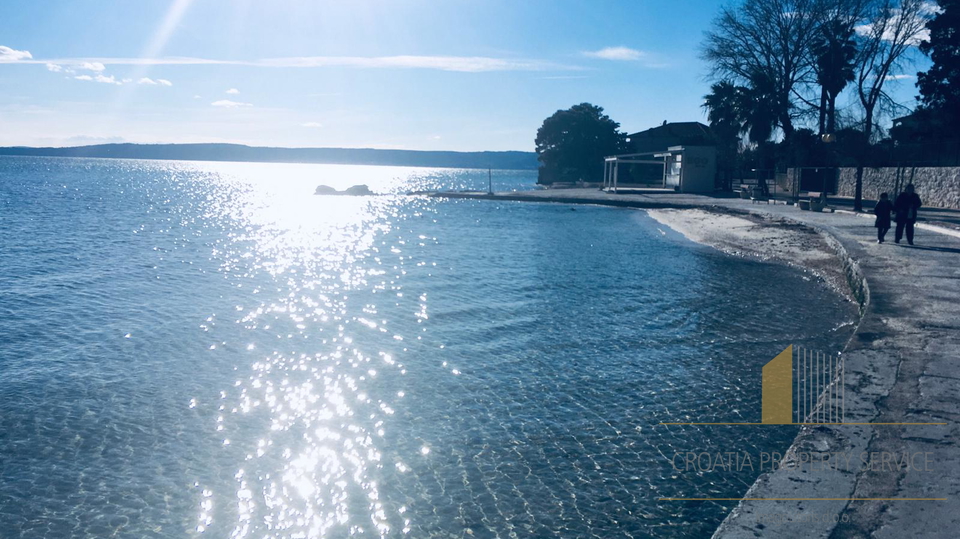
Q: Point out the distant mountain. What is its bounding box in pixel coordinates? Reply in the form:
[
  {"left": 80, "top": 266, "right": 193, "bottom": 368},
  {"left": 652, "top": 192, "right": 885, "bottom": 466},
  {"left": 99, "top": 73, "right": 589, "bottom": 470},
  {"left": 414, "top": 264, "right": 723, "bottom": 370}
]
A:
[{"left": 0, "top": 143, "right": 539, "bottom": 170}]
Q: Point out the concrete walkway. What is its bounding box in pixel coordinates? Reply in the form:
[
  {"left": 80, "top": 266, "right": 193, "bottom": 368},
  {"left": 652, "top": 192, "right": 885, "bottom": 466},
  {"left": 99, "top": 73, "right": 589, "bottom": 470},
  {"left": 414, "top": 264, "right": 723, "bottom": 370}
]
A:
[
  {"left": 827, "top": 196, "right": 960, "bottom": 232},
  {"left": 433, "top": 189, "right": 960, "bottom": 538}
]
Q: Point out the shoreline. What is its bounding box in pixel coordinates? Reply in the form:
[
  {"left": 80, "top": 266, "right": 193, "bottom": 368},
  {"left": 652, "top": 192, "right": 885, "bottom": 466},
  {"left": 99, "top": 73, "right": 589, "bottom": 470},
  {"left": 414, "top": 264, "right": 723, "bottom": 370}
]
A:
[
  {"left": 431, "top": 189, "right": 959, "bottom": 538},
  {"left": 646, "top": 207, "right": 872, "bottom": 539},
  {"left": 646, "top": 207, "right": 862, "bottom": 305}
]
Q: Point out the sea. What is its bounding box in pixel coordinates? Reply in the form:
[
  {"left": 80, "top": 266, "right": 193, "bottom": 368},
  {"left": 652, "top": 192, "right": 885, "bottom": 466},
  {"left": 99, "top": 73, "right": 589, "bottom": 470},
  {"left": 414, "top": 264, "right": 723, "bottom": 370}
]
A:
[{"left": 0, "top": 156, "right": 857, "bottom": 538}]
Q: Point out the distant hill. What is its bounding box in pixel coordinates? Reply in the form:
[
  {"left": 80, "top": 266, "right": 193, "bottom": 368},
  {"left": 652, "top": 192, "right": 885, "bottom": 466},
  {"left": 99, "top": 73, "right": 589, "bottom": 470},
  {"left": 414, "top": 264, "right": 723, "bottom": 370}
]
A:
[{"left": 0, "top": 143, "right": 539, "bottom": 170}]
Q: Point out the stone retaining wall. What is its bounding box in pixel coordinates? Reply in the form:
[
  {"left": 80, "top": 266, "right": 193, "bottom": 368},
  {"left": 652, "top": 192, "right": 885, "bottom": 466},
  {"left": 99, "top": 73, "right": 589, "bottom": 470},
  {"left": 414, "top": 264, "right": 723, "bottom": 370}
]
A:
[{"left": 836, "top": 166, "right": 960, "bottom": 209}]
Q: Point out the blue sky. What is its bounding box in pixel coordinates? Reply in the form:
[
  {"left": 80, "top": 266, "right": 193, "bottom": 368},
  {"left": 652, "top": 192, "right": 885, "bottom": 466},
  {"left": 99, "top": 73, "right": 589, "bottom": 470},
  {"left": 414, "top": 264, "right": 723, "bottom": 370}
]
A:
[{"left": 0, "top": 0, "right": 929, "bottom": 151}]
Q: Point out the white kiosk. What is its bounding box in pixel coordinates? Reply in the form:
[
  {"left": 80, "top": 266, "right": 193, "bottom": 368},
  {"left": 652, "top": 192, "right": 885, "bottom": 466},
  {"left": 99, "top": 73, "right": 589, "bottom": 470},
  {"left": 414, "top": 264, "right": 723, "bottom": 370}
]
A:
[
  {"left": 603, "top": 145, "right": 717, "bottom": 193},
  {"left": 656, "top": 146, "right": 716, "bottom": 193}
]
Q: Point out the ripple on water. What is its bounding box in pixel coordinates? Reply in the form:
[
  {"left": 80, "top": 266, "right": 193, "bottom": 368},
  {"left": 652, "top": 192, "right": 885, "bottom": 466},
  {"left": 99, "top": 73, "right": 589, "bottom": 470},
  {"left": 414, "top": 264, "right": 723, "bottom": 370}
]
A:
[{"left": 0, "top": 157, "right": 857, "bottom": 538}]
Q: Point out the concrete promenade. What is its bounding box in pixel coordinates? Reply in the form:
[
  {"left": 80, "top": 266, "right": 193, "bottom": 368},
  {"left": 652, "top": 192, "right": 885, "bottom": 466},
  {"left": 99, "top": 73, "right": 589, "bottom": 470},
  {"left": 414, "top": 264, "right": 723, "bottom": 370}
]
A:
[{"left": 432, "top": 189, "right": 960, "bottom": 538}]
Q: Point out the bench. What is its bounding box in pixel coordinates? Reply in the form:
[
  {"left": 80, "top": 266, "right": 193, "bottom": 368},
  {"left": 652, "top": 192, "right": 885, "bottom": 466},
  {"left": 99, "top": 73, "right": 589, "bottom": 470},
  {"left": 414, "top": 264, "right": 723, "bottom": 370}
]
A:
[
  {"left": 798, "top": 191, "right": 827, "bottom": 212},
  {"left": 738, "top": 184, "right": 752, "bottom": 199},
  {"left": 750, "top": 186, "right": 772, "bottom": 204}
]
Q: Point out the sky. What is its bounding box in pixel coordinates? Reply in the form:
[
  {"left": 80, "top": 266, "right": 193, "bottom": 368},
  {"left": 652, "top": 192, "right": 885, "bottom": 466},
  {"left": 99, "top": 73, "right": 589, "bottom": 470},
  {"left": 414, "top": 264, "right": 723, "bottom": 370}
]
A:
[{"left": 0, "top": 0, "right": 931, "bottom": 151}]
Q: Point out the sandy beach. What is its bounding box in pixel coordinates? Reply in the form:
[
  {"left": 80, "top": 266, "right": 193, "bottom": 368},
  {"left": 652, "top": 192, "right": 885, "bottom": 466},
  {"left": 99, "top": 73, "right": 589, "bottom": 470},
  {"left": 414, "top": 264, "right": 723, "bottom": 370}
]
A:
[{"left": 646, "top": 208, "right": 855, "bottom": 302}]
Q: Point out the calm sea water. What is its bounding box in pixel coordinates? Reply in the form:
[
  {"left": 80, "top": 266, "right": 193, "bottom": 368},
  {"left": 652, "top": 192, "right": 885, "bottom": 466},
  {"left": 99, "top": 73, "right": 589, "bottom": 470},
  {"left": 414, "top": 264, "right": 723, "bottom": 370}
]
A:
[{"left": 0, "top": 156, "right": 857, "bottom": 538}]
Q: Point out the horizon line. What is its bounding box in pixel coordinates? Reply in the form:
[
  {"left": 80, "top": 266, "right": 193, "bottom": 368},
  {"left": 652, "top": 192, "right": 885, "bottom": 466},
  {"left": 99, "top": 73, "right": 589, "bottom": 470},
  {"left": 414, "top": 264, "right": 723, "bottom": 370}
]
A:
[{"left": 0, "top": 141, "right": 537, "bottom": 154}]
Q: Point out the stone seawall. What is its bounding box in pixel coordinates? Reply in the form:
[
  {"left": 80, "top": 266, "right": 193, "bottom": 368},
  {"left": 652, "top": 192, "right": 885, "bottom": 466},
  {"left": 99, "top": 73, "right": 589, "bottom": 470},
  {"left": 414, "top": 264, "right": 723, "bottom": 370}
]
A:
[{"left": 836, "top": 166, "right": 960, "bottom": 209}]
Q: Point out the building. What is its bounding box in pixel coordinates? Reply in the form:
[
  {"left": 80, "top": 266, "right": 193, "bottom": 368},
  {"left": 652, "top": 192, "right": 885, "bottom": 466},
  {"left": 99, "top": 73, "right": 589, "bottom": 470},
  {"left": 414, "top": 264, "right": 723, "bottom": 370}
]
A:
[
  {"left": 603, "top": 145, "right": 717, "bottom": 193},
  {"left": 627, "top": 121, "right": 715, "bottom": 154},
  {"left": 602, "top": 122, "right": 718, "bottom": 193},
  {"left": 658, "top": 146, "right": 717, "bottom": 192}
]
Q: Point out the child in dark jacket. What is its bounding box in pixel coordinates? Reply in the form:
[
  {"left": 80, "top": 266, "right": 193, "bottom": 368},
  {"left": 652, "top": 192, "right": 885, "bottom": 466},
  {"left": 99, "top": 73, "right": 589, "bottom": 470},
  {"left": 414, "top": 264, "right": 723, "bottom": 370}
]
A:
[{"left": 873, "top": 193, "right": 893, "bottom": 243}]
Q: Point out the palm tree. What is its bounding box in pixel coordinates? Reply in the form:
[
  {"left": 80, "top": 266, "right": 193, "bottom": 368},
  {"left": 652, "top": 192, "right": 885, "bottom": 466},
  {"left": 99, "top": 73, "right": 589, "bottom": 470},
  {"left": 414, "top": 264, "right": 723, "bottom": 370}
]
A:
[
  {"left": 703, "top": 81, "right": 749, "bottom": 190},
  {"left": 813, "top": 20, "right": 858, "bottom": 135},
  {"left": 703, "top": 79, "right": 778, "bottom": 191},
  {"left": 703, "top": 76, "right": 778, "bottom": 145},
  {"left": 703, "top": 81, "right": 745, "bottom": 142},
  {"left": 724, "top": 70, "right": 780, "bottom": 146}
]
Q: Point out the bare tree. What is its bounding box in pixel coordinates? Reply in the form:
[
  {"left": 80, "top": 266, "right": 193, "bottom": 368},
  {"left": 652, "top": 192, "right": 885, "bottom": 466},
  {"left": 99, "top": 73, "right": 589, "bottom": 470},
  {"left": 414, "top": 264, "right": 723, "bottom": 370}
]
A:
[
  {"left": 702, "top": 0, "right": 826, "bottom": 142},
  {"left": 851, "top": 0, "right": 931, "bottom": 210},
  {"left": 812, "top": 0, "right": 872, "bottom": 135},
  {"left": 854, "top": 0, "right": 931, "bottom": 141}
]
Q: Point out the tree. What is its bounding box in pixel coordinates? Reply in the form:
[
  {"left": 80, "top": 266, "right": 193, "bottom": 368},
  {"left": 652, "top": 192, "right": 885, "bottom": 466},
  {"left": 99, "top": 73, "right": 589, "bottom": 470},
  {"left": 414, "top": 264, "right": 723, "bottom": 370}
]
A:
[
  {"left": 703, "top": 79, "right": 782, "bottom": 193},
  {"left": 854, "top": 0, "right": 931, "bottom": 142},
  {"left": 702, "top": 0, "right": 825, "bottom": 142},
  {"left": 852, "top": 0, "right": 931, "bottom": 210},
  {"left": 812, "top": 19, "right": 859, "bottom": 134},
  {"left": 741, "top": 71, "right": 781, "bottom": 144},
  {"left": 702, "top": 78, "right": 778, "bottom": 145},
  {"left": 703, "top": 81, "right": 747, "bottom": 189},
  {"left": 534, "top": 103, "right": 625, "bottom": 185},
  {"left": 703, "top": 81, "right": 746, "bottom": 143},
  {"left": 917, "top": 0, "right": 960, "bottom": 130}
]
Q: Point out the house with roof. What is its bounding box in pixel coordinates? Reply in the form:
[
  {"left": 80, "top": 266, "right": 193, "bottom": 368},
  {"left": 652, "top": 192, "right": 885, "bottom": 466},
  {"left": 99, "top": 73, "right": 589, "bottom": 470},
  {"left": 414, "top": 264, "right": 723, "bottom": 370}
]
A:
[
  {"left": 602, "top": 122, "right": 718, "bottom": 193},
  {"left": 626, "top": 121, "right": 715, "bottom": 154}
]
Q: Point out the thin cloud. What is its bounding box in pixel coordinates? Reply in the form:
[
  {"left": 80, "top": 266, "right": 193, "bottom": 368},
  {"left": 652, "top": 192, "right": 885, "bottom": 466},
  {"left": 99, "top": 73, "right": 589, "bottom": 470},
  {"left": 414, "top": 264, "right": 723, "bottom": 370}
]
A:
[
  {"left": 582, "top": 46, "right": 645, "bottom": 61},
  {"left": 94, "top": 74, "right": 120, "bottom": 84},
  {"left": 79, "top": 62, "right": 105, "bottom": 72},
  {"left": 46, "top": 63, "right": 63, "bottom": 72},
  {"left": 138, "top": 77, "right": 173, "bottom": 86},
  {"left": 18, "top": 54, "right": 576, "bottom": 72},
  {"left": 301, "top": 122, "right": 323, "bottom": 127},
  {"left": 211, "top": 99, "right": 252, "bottom": 108},
  {"left": 539, "top": 75, "right": 590, "bottom": 80},
  {"left": 255, "top": 55, "right": 569, "bottom": 72},
  {"left": 26, "top": 56, "right": 229, "bottom": 67},
  {"left": 0, "top": 45, "right": 32, "bottom": 62},
  {"left": 226, "top": 88, "right": 240, "bottom": 94},
  {"left": 885, "top": 73, "right": 915, "bottom": 81},
  {"left": 74, "top": 73, "right": 122, "bottom": 84},
  {"left": 854, "top": 2, "right": 939, "bottom": 46}
]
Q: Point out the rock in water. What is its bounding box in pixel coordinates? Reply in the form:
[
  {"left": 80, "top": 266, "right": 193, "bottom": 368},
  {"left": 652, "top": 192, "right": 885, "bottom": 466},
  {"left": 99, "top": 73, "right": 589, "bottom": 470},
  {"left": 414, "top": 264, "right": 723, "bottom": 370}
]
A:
[
  {"left": 314, "top": 184, "right": 374, "bottom": 196},
  {"left": 343, "top": 184, "right": 373, "bottom": 196}
]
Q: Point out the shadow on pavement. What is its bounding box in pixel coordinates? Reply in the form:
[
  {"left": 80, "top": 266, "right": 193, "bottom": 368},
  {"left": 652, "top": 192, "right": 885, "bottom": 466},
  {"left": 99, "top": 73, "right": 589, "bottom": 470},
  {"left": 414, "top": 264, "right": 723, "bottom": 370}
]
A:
[{"left": 899, "top": 244, "right": 960, "bottom": 254}]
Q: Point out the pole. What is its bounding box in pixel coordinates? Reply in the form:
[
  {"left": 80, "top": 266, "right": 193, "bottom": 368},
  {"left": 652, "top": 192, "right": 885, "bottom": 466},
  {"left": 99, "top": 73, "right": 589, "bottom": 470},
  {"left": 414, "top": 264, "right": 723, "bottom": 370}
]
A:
[
  {"left": 613, "top": 161, "right": 619, "bottom": 193},
  {"left": 488, "top": 168, "right": 493, "bottom": 195}
]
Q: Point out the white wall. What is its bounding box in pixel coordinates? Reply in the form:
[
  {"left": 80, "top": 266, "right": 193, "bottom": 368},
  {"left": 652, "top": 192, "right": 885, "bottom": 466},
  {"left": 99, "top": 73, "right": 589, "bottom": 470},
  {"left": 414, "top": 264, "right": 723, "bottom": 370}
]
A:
[{"left": 679, "top": 146, "right": 717, "bottom": 193}]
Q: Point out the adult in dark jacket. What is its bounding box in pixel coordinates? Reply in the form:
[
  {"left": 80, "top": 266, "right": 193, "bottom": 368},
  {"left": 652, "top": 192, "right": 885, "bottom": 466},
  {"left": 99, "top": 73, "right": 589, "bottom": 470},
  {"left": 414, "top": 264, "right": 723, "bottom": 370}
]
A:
[
  {"left": 894, "top": 184, "right": 922, "bottom": 245},
  {"left": 873, "top": 192, "right": 893, "bottom": 243}
]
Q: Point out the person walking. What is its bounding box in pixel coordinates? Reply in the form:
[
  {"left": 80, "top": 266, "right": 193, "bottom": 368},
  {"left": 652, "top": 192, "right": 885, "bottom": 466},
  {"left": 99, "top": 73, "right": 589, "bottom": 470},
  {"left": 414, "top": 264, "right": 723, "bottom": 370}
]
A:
[
  {"left": 873, "top": 192, "right": 893, "bottom": 243},
  {"left": 894, "top": 184, "right": 922, "bottom": 245}
]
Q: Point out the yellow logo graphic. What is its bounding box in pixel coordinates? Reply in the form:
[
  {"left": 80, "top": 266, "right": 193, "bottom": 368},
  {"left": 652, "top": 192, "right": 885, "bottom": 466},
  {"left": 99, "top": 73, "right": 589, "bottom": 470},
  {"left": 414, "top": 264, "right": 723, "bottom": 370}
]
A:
[
  {"left": 761, "top": 345, "right": 793, "bottom": 424},
  {"left": 767, "top": 344, "right": 844, "bottom": 425},
  {"left": 659, "top": 345, "right": 948, "bottom": 503}
]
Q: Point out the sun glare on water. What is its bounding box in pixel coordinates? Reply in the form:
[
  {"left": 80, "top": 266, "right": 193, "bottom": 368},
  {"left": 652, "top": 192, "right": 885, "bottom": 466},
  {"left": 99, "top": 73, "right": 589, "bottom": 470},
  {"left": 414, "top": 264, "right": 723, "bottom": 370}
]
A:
[{"left": 183, "top": 162, "right": 424, "bottom": 537}]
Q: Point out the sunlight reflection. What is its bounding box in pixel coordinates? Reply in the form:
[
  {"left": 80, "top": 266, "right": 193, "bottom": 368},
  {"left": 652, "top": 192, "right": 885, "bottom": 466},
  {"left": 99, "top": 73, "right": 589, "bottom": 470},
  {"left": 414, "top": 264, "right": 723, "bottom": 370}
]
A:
[{"left": 186, "top": 162, "right": 418, "bottom": 538}]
